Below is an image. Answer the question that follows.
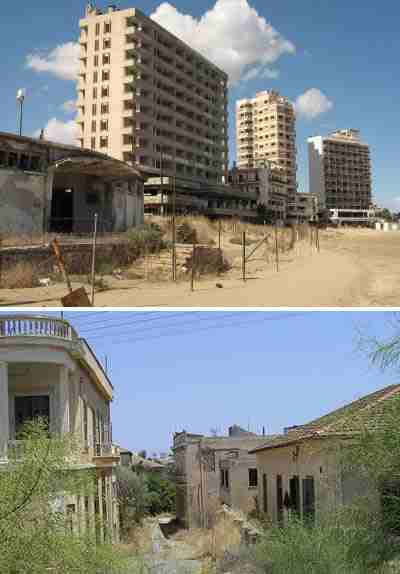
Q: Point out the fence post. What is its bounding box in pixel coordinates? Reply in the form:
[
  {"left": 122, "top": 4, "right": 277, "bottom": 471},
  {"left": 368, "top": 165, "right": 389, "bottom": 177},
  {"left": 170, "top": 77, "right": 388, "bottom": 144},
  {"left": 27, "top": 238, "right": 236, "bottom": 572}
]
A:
[
  {"left": 316, "top": 226, "right": 320, "bottom": 252},
  {"left": 275, "top": 224, "right": 279, "bottom": 272},
  {"left": 191, "top": 242, "right": 196, "bottom": 292},
  {"left": 90, "top": 213, "right": 98, "bottom": 306},
  {"left": 218, "top": 220, "right": 222, "bottom": 251},
  {"left": 242, "top": 231, "right": 246, "bottom": 282}
]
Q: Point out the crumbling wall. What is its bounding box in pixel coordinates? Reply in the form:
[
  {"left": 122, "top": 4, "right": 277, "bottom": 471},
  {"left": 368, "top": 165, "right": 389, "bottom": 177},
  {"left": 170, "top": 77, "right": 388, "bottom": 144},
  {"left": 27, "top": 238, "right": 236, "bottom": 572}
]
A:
[{"left": 0, "top": 169, "right": 47, "bottom": 235}]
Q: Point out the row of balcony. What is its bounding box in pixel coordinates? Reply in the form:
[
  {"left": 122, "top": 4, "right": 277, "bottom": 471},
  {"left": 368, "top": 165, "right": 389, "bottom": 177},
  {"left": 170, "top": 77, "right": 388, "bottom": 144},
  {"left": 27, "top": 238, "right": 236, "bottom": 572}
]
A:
[{"left": 0, "top": 316, "right": 78, "bottom": 341}]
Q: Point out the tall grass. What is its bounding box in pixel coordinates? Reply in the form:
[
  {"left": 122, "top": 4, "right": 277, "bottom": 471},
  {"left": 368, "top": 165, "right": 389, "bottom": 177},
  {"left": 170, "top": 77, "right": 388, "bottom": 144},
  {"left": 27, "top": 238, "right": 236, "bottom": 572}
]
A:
[{"left": 254, "top": 510, "right": 396, "bottom": 574}]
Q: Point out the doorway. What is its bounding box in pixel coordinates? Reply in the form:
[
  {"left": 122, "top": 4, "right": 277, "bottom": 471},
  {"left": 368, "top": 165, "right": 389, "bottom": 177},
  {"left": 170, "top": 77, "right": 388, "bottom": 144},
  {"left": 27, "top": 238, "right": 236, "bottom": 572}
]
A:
[
  {"left": 50, "top": 187, "right": 74, "bottom": 233},
  {"left": 289, "top": 475, "right": 301, "bottom": 516}
]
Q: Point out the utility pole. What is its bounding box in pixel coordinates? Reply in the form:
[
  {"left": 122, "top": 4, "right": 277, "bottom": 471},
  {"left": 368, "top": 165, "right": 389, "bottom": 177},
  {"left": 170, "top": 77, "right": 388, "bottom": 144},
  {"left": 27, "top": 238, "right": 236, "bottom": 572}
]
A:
[{"left": 172, "top": 175, "right": 177, "bottom": 281}]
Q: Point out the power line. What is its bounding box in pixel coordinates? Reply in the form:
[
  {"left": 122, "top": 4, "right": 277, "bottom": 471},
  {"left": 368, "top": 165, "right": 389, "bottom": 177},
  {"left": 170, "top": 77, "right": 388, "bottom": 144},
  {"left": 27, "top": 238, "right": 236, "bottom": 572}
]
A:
[{"left": 82, "top": 312, "right": 310, "bottom": 347}]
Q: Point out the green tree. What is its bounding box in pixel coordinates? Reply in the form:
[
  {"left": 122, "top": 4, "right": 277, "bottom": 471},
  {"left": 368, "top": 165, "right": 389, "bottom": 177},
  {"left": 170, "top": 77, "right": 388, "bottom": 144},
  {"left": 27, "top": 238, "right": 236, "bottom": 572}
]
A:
[
  {"left": 0, "top": 421, "right": 139, "bottom": 574},
  {"left": 145, "top": 473, "right": 176, "bottom": 516},
  {"left": 115, "top": 466, "right": 148, "bottom": 534}
]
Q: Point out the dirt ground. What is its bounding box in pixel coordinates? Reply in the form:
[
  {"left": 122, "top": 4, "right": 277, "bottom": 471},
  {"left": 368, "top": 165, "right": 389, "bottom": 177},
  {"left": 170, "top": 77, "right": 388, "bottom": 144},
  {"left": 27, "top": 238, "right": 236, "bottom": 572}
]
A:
[{"left": 1, "top": 228, "right": 400, "bottom": 308}]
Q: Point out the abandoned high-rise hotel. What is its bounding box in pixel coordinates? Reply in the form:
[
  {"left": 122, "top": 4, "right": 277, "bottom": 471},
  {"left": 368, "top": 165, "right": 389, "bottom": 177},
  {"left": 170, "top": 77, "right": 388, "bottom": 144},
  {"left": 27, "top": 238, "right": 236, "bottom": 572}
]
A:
[{"left": 78, "top": 3, "right": 229, "bottom": 182}]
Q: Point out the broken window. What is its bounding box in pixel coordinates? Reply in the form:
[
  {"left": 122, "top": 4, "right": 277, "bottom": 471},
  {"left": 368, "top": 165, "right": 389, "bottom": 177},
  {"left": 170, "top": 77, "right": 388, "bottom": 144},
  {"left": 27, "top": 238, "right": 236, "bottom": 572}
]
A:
[
  {"left": 248, "top": 468, "right": 258, "bottom": 488},
  {"left": 302, "top": 476, "right": 315, "bottom": 522},
  {"left": 93, "top": 87, "right": 98, "bottom": 99},
  {"left": 19, "top": 153, "right": 29, "bottom": 171},
  {"left": 102, "top": 70, "right": 110, "bottom": 82},
  {"left": 101, "top": 103, "right": 109, "bottom": 114},
  {"left": 101, "top": 86, "right": 109, "bottom": 98},
  {"left": 100, "top": 136, "right": 108, "bottom": 148},
  {"left": 100, "top": 120, "right": 108, "bottom": 131},
  {"left": 220, "top": 469, "right": 229, "bottom": 489},
  {"left": 94, "top": 39, "right": 99, "bottom": 52},
  {"left": 30, "top": 155, "right": 42, "bottom": 171},
  {"left": 104, "top": 21, "right": 112, "bottom": 34},
  {"left": 103, "top": 38, "right": 111, "bottom": 50},
  {"left": 102, "top": 53, "right": 110, "bottom": 66},
  {"left": 91, "top": 137, "right": 96, "bottom": 150},
  {"left": 93, "top": 70, "right": 98, "bottom": 83},
  {"left": 94, "top": 55, "right": 99, "bottom": 67},
  {"left": 0, "top": 150, "right": 7, "bottom": 167}
]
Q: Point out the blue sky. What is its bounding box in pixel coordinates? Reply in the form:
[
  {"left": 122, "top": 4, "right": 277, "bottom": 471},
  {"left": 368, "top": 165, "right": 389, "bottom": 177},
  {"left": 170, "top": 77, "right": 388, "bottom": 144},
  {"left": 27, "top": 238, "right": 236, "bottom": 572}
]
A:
[
  {"left": 1, "top": 0, "right": 399, "bottom": 208},
  {"left": 50, "top": 310, "right": 399, "bottom": 454}
]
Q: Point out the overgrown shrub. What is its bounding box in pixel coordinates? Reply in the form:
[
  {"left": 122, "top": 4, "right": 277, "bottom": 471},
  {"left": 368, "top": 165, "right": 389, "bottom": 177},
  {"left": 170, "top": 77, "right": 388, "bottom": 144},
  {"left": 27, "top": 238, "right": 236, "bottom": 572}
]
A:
[
  {"left": 176, "top": 221, "right": 198, "bottom": 244},
  {"left": 186, "top": 247, "right": 231, "bottom": 276},
  {"left": 115, "top": 467, "right": 149, "bottom": 534},
  {"left": 254, "top": 513, "right": 394, "bottom": 574},
  {"left": 127, "top": 223, "right": 166, "bottom": 259}
]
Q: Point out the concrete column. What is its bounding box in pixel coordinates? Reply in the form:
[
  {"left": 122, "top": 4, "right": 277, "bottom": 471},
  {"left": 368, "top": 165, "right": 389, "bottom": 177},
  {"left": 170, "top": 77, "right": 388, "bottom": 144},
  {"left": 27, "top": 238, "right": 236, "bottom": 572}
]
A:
[
  {"left": 0, "top": 362, "right": 9, "bottom": 459},
  {"left": 59, "top": 366, "right": 70, "bottom": 435}
]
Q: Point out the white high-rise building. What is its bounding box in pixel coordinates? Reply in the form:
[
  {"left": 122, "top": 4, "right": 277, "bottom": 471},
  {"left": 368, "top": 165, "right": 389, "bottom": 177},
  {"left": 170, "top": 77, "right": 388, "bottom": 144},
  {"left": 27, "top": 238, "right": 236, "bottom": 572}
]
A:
[{"left": 308, "top": 129, "right": 372, "bottom": 212}]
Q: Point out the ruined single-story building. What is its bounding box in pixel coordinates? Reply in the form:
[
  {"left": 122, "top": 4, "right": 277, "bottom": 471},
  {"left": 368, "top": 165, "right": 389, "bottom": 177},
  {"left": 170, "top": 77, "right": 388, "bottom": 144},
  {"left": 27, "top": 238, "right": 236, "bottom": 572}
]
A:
[
  {"left": 249, "top": 384, "right": 400, "bottom": 525},
  {"left": 173, "top": 425, "right": 274, "bottom": 528},
  {"left": 0, "top": 132, "right": 144, "bottom": 236}
]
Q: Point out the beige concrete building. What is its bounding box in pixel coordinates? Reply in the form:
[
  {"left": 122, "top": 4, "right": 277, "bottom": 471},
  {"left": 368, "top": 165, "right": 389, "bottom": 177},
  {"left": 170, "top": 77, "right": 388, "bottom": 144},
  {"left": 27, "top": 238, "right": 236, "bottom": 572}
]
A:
[
  {"left": 236, "top": 91, "right": 297, "bottom": 204},
  {"left": 308, "top": 129, "right": 372, "bottom": 215},
  {"left": 0, "top": 315, "right": 120, "bottom": 543},
  {"left": 228, "top": 163, "right": 287, "bottom": 222},
  {"left": 173, "top": 425, "right": 271, "bottom": 528},
  {"left": 0, "top": 132, "right": 144, "bottom": 235},
  {"left": 250, "top": 385, "right": 400, "bottom": 525},
  {"left": 78, "top": 3, "right": 229, "bottom": 184}
]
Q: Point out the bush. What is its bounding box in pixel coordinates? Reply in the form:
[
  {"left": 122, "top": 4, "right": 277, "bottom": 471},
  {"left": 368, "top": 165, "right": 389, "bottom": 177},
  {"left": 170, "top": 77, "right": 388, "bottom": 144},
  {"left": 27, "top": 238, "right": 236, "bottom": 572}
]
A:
[
  {"left": 127, "top": 223, "right": 166, "bottom": 259},
  {"left": 186, "top": 247, "right": 231, "bottom": 276},
  {"left": 176, "top": 221, "right": 198, "bottom": 244},
  {"left": 254, "top": 513, "right": 393, "bottom": 574}
]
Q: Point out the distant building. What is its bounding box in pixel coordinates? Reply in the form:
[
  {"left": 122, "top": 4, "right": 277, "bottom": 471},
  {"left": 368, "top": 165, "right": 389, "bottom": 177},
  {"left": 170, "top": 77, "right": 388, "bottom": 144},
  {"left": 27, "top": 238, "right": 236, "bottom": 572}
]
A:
[
  {"left": 0, "top": 314, "right": 120, "bottom": 543},
  {"left": 236, "top": 91, "right": 297, "bottom": 205},
  {"left": 308, "top": 129, "right": 372, "bottom": 223},
  {"left": 228, "top": 163, "right": 287, "bottom": 222},
  {"left": 78, "top": 3, "right": 228, "bottom": 184},
  {"left": 289, "top": 192, "right": 319, "bottom": 223},
  {"left": 250, "top": 384, "right": 400, "bottom": 525},
  {"left": 0, "top": 131, "right": 144, "bottom": 236},
  {"left": 173, "top": 425, "right": 273, "bottom": 528}
]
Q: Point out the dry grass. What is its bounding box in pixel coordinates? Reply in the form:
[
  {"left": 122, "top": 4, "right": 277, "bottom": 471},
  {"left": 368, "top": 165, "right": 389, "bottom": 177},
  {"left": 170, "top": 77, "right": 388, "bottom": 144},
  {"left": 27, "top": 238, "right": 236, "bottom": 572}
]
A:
[{"left": 0, "top": 262, "right": 40, "bottom": 288}]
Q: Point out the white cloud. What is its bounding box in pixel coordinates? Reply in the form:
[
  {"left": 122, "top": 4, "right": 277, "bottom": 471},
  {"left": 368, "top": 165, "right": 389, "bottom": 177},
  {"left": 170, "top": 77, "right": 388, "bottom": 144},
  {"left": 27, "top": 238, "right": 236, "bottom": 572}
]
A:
[
  {"left": 34, "top": 118, "right": 79, "bottom": 145},
  {"left": 150, "top": 0, "right": 295, "bottom": 85},
  {"left": 61, "top": 99, "right": 77, "bottom": 114},
  {"left": 26, "top": 42, "right": 79, "bottom": 81},
  {"left": 294, "top": 88, "right": 333, "bottom": 120}
]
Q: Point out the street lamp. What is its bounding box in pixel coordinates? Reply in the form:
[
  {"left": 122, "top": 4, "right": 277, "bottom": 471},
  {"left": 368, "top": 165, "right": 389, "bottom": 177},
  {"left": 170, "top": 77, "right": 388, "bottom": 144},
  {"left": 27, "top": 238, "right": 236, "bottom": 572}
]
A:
[{"left": 16, "top": 89, "right": 26, "bottom": 137}]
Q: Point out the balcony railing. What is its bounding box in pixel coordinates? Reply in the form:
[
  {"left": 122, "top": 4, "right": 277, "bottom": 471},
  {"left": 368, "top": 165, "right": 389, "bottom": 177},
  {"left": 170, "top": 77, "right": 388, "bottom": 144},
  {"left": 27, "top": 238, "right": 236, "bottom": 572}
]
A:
[
  {"left": 94, "top": 443, "right": 119, "bottom": 458},
  {"left": 0, "top": 316, "right": 78, "bottom": 341}
]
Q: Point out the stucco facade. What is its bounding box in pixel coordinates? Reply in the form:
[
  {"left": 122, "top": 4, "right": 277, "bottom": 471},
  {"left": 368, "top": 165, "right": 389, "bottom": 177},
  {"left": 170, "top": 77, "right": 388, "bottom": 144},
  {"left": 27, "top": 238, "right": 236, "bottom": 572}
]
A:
[
  {"left": 0, "top": 131, "right": 144, "bottom": 236},
  {"left": 0, "top": 315, "right": 120, "bottom": 543},
  {"left": 173, "top": 427, "right": 269, "bottom": 528}
]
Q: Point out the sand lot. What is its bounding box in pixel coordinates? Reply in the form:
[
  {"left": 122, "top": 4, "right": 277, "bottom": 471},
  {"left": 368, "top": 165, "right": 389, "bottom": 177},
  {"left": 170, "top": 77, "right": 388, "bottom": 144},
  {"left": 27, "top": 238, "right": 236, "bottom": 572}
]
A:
[{"left": 1, "top": 229, "right": 400, "bottom": 308}]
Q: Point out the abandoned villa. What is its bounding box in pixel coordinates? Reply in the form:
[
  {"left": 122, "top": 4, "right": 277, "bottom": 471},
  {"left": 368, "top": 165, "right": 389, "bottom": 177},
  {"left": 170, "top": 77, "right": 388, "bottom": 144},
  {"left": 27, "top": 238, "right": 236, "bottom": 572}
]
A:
[{"left": 0, "top": 314, "right": 121, "bottom": 542}]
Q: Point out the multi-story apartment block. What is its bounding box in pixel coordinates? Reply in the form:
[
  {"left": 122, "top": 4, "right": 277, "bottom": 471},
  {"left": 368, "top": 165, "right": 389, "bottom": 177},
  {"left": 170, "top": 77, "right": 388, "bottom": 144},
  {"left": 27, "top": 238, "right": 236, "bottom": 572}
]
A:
[
  {"left": 228, "top": 163, "right": 287, "bottom": 222},
  {"left": 78, "top": 3, "right": 229, "bottom": 185},
  {"left": 308, "top": 129, "right": 372, "bottom": 213},
  {"left": 0, "top": 315, "right": 120, "bottom": 543},
  {"left": 236, "top": 91, "right": 297, "bottom": 203},
  {"left": 173, "top": 425, "right": 271, "bottom": 528}
]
